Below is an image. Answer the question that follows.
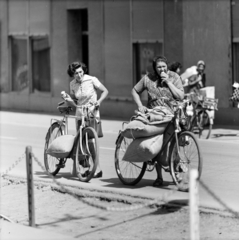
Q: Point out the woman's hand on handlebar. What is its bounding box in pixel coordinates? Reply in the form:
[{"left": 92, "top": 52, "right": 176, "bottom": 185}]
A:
[
  {"left": 89, "top": 100, "right": 100, "bottom": 110},
  {"left": 64, "top": 96, "right": 77, "bottom": 107},
  {"left": 138, "top": 105, "right": 147, "bottom": 114}
]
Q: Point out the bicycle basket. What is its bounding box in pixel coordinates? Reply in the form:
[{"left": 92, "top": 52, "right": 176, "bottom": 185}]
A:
[
  {"left": 57, "top": 102, "right": 73, "bottom": 114},
  {"left": 202, "top": 97, "right": 218, "bottom": 110}
]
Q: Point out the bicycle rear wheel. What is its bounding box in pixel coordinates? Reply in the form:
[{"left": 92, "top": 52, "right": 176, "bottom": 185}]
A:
[
  {"left": 74, "top": 127, "right": 99, "bottom": 182},
  {"left": 44, "top": 122, "right": 65, "bottom": 176},
  {"left": 115, "top": 134, "right": 147, "bottom": 185},
  {"left": 169, "top": 131, "right": 203, "bottom": 191},
  {"left": 199, "top": 110, "right": 212, "bottom": 139}
]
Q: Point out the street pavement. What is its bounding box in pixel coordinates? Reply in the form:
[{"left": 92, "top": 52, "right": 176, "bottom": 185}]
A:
[{"left": 1, "top": 110, "right": 239, "bottom": 239}]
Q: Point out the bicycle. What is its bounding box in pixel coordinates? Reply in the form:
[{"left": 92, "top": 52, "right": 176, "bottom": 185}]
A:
[
  {"left": 44, "top": 101, "right": 99, "bottom": 182},
  {"left": 186, "top": 93, "right": 218, "bottom": 139},
  {"left": 114, "top": 98, "right": 203, "bottom": 191}
]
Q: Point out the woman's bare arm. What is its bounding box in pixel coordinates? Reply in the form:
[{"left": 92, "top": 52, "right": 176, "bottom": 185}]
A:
[
  {"left": 131, "top": 88, "right": 147, "bottom": 113},
  {"left": 166, "top": 82, "right": 184, "bottom": 100},
  {"left": 161, "top": 72, "right": 184, "bottom": 100},
  {"left": 97, "top": 84, "right": 109, "bottom": 105}
]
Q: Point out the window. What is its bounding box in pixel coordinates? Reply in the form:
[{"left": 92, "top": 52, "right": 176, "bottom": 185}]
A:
[
  {"left": 10, "top": 35, "right": 50, "bottom": 94},
  {"left": 11, "top": 37, "right": 28, "bottom": 92},
  {"left": 31, "top": 36, "right": 51, "bottom": 93}
]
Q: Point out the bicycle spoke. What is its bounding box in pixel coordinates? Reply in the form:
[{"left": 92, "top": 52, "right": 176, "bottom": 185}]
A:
[{"left": 170, "top": 132, "right": 202, "bottom": 191}]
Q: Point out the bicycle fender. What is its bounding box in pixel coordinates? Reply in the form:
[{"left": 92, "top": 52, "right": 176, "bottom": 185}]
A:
[
  {"left": 45, "top": 121, "right": 66, "bottom": 140},
  {"left": 115, "top": 131, "right": 122, "bottom": 145}
]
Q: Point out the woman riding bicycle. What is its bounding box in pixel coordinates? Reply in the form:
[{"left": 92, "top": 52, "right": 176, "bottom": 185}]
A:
[
  {"left": 131, "top": 55, "right": 184, "bottom": 187},
  {"left": 64, "top": 61, "right": 109, "bottom": 178},
  {"left": 187, "top": 61, "right": 207, "bottom": 129},
  {"left": 188, "top": 60, "right": 206, "bottom": 95}
]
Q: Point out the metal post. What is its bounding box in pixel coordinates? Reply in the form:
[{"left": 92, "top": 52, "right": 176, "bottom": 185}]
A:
[
  {"left": 25, "top": 146, "right": 36, "bottom": 227},
  {"left": 189, "top": 169, "right": 199, "bottom": 240}
]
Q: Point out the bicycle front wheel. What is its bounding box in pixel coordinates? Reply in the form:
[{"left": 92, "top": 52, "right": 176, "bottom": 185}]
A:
[
  {"left": 75, "top": 127, "right": 99, "bottom": 182},
  {"left": 44, "top": 122, "right": 65, "bottom": 176},
  {"left": 199, "top": 110, "right": 212, "bottom": 139},
  {"left": 190, "top": 110, "right": 212, "bottom": 139},
  {"left": 169, "top": 131, "right": 203, "bottom": 191},
  {"left": 115, "top": 134, "right": 147, "bottom": 186}
]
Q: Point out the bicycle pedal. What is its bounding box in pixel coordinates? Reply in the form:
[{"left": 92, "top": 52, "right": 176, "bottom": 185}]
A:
[{"left": 193, "top": 129, "right": 199, "bottom": 134}]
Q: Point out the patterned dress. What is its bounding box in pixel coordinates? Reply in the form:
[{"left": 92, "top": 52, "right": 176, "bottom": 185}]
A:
[{"left": 134, "top": 71, "right": 184, "bottom": 113}]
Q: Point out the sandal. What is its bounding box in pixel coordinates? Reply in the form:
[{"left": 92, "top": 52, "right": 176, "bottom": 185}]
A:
[
  {"left": 153, "top": 178, "right": 164, "bottom": 188},
  {"left": 81, "top": 170, "right": 90, "bottom": 178}
]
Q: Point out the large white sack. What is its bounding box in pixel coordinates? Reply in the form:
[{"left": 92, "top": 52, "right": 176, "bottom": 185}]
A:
[
  {"left": 121, "top": 120, "right": 167, "bottom": 139},
  {"left": 123, "top": 134, "right": 164, "bottom": 162}
]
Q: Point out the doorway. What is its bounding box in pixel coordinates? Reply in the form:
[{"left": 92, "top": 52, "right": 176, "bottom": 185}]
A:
[{"left": 67, "top": 9, "right": 89, "bottom": 70}]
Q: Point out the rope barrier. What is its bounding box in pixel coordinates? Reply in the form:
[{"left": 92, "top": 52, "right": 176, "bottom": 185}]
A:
[
  {"left": 1, "top": 154, "right": 25, "bottom": 177},
  {"left": 199, "top": 179, "right": 239, "bottom": 218},
  {"left": 32, "top": 153, "right": 178, "bottom": 211},
  {"left": 1, "top": 150, "right": 239, "bottom": 217}
]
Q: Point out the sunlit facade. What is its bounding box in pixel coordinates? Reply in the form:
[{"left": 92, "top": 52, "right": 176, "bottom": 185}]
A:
[{"left": 0, "top": 0, "right": 238, "bottom": 125}]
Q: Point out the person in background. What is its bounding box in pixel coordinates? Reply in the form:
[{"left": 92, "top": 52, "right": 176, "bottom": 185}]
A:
[
  {"left": 188, "top": 60, "right": 206, "bottom": 94},
  {"left": 168, "top": 61, "right": 182, "bottom": 75},
  {"left": 131, "top": 55, "right": 184, "bottom": 187},
  {"left": 65, "top": 61, "right": 109, "bottom": 178}
]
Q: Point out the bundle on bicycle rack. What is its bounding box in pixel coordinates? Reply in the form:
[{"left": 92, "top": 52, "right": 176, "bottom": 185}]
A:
[
  {"left": 120, "top": 107, "right": 174, "bottom": 163},
  {"left": 46, "top": 134, "right": 75, "bottom": 159}
]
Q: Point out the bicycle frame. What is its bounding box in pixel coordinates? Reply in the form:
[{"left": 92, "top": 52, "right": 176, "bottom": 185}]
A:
[
  {"left": 71, "top": 105, "right": 96, "bottom": 157},
  {"left": 150, "top": 103, "right": 184, "bottom": 167},
  {"left": 49, "top": 104, "right": 97, "bottom": 158}
]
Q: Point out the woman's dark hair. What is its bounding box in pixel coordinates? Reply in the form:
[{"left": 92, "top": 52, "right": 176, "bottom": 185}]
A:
[
  {"left": 152, "top": 55, "right": 168, "bottom": 73},
  {"left": 67, "top": 61, "right": 88, "bottom": 77},
  {"left": 168, "top": 61, "right": 182, "bottom": 73}
]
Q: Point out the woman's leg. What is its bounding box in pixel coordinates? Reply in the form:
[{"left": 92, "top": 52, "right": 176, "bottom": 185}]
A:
[
  {"left": 153, "top": 162, "right": 163, "bottom": 187},
  {"left": 88, "top": 138, "right": 102, "bottom": 178},
  {"left": 76, "top": 119, "right": 81, "bottom": 132}
]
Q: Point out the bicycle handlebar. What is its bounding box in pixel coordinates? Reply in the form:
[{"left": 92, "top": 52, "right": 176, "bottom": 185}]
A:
[
  {"left": 158, "top": 97, "right": 189, "bottom": 109},
  {"left": 57, "top": 100, "right": 100, "bottom": 119}
]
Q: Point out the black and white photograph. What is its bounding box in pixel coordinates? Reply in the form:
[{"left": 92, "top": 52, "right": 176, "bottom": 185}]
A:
[{"left": 0, "top": 0, "right": 239, "bottom": 239}]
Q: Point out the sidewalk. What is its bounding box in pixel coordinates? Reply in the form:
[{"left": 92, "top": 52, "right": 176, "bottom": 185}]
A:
[{"left": 209, "top": 125, "right": 239, "bottom": 141}]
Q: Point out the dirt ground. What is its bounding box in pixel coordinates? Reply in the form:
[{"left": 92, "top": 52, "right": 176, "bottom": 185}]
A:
[{"left": 1, "top": 176, "right": 239, "bottom": 240}]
